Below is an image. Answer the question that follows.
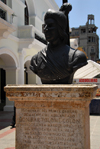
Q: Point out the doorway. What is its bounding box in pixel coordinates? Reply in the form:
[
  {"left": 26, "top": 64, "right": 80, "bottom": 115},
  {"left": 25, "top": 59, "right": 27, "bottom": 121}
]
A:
[{"left": 0, "top": 68, "right": 6, "bottom": 111}]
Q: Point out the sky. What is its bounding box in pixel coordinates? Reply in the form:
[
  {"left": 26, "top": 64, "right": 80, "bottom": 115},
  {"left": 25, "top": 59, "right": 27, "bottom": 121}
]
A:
[{"left": 55, "top": 0, "right": 100, "bottom": 56}]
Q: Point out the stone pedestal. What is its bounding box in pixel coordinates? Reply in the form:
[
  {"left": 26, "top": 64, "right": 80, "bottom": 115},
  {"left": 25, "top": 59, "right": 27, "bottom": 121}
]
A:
[{"left": 4, "top": 84, "right": 97, "bottom": 149}]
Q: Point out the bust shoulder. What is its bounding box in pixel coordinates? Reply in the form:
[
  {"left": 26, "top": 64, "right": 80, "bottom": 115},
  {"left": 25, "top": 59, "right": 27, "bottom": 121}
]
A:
[
  {"left": 70, "top": 48, "right": 88, "bottom": 71},
  {"left": 74, "top": 49, "right": 87, "bottom": 63}
]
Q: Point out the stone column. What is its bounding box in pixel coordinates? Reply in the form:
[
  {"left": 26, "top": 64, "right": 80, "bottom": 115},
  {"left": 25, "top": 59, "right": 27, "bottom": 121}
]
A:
[
  {"left": 4, "top": 84, "right": 97, "bottom": 149},
  {"left": 36, "top": 75, "right": 42, "bottom": 84},
  {"left": 18, "top": 51, "right": 25, "bottom": 84},
  {"left": 26, "top": 69, "right": 36, "bottom": 84},
  {"left": 4, "top": 68, "right": 18, "bottom": 111}
]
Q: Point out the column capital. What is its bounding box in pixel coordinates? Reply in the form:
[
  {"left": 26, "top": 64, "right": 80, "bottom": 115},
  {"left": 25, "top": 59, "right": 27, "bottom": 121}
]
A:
[
  {"left": 18, "top": 48, "right": 26, "bottom": 56},
  {"left": 3, "top": 66, "right": 19, "bottom": 71}
]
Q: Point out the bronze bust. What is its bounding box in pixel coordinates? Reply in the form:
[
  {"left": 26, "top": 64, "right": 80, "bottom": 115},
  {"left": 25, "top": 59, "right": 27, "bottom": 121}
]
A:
[{"left": 30, "top": 3, "right": 87, "bottom": 84}]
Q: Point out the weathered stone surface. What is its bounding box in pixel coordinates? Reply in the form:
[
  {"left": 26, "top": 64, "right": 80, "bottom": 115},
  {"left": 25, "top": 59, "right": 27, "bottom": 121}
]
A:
[
  {"left": 4, "top": 84, "right": 97, "bottom": 149},
  {"left": 5, "top": 84, "right": 97, "bottom": 101}
]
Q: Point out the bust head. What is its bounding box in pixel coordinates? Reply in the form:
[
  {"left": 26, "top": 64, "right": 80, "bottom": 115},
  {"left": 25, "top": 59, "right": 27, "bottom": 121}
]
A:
[
  {"left": 43, "top": 9, "right": 68, "bottom": 46},
  {"left": 43, "top": 17, "right": 59, "bottom": 45}
]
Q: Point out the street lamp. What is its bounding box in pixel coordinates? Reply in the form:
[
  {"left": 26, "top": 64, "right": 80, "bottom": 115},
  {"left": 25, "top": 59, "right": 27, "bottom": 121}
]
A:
[{"left": 62, "top": 0, "right": 70, "bottom": 46}]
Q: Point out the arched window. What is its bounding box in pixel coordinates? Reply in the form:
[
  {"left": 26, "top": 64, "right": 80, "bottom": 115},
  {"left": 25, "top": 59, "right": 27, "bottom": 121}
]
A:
[{"left": 25, "top": 1, "right": 29, "bottom": 25}]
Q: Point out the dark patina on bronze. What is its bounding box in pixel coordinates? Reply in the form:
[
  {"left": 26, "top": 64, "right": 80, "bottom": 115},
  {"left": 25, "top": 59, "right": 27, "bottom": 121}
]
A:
[{"left": 30, "top": 3, "right": 87, "bottom": 84}]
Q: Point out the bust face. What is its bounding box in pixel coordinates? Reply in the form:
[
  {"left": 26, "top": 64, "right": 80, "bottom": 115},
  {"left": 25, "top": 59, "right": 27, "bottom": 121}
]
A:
[{"left": 43, "top": 18, "right": 59, "bottom": 45}]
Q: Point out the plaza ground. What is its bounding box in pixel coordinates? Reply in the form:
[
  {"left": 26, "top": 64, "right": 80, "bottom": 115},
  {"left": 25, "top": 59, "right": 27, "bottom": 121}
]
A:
[{"left": 0, "top": 111, "right": 100, "bottom": 149}]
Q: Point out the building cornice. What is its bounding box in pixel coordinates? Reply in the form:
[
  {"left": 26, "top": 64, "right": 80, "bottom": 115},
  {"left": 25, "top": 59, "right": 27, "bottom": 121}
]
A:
[
  {"left": 0, "top": 18, "right": 17, "bottom": 39},
  {"left": 0, "top": 18, "right": 16, "bottom": 30}
]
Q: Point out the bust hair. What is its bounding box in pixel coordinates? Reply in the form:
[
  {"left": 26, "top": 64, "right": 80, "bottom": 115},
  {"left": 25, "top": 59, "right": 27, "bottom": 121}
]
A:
[{"left": 44, "top": 9, "right": 68, "bottom": 44}]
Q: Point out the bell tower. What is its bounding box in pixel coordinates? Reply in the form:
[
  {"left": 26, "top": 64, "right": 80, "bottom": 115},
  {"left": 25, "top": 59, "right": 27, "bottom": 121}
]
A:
[{"left": 88, "top": 14, "right": 94, "bottom": 24}]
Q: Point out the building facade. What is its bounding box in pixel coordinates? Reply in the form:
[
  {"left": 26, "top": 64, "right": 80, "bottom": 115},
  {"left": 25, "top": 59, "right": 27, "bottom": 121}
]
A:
[
  {"left": 70, "top": 14, "right": 99, "bottom": 61},
  {"left": 0, "top": 0, "right": 59, "bottom": 111}
]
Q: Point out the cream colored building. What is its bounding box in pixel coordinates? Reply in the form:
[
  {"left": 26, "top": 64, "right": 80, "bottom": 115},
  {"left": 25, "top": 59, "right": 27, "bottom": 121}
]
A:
[
  {"left": 70, "top": 14, "right": 99, "bottom": 61},
  {"left": 0, "top": 0, "right": 59, "bottom": 111}
]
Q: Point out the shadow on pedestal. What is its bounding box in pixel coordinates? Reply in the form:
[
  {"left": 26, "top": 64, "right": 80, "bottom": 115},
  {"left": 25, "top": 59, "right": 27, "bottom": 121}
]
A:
[{"left": 90, "top": 98, "right": 100, "bottom": 115}]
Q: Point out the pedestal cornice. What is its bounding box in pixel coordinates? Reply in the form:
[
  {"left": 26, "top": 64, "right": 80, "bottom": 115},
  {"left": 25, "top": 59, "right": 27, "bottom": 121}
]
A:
[{"left": 4, "top": 84, "right": 97, "bottom": 101}]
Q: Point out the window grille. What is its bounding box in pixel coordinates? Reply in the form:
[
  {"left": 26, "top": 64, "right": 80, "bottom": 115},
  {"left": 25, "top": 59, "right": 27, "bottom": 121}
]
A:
[{"left": 0, "top": 7, "right": 6, "bottom": 20}]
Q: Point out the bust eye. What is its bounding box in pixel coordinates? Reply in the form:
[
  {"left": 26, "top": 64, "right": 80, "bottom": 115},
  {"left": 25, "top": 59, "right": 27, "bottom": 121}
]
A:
[{"left": 48, "top": 23, "right": 54, "bottom": 28}]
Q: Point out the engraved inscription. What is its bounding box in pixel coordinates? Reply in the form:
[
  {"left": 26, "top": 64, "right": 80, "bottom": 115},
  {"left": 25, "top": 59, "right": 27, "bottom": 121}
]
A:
[
  {"left": 6, "top": 90, "right": 91, "bottom": 100},
  {"left": 17, "top": 108, "right": 85, "bottom": 149}
]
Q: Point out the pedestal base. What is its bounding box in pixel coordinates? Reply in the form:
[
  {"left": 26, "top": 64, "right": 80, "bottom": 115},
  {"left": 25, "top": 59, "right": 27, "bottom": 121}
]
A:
[{"left": 4, "top": 84, "right": 97, "bottom": 149}]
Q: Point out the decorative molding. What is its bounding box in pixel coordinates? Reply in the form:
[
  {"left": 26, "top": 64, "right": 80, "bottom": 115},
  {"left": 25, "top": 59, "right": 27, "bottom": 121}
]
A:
[
  {"left": 5, "top": 84, "right": 97, "bottom": 101},
  {"left": 18, "top": 38, "right": 34, "bottom": 51}
]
